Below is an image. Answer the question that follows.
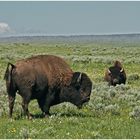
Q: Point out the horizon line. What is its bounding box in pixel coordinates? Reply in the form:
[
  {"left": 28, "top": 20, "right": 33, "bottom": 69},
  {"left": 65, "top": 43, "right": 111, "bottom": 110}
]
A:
[{"left": 1, "top": 32, "right": 140, "bottom": 38}]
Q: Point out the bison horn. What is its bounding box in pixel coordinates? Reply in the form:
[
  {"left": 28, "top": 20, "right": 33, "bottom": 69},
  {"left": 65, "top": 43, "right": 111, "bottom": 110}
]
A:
[
  {"left": 108, "top": 69, "right": 111, "bottom": 74},
  {"left": 77, "top": 73, "right": 82, "bottom": 83},
  {"left": 120, "top": 68, "right": 123, "bottom": 72}
]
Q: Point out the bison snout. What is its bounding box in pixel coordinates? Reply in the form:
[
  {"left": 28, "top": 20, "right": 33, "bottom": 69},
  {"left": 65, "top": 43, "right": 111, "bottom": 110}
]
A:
[
  {"left": 77, "top": 96, "right": 90, "bottom": 109},
  {"left": 86, "top": 96, "right": 90, "bottom": 102},
  {"left": 82, "top": 95, "right": 90, "bottom": 103},
  {"left": 77, "top": 105, "right": 82, "bottom": 109},
  {"left": 87, "top": 96, "right": 90, "bottom": 100},
  {"left": 113, "top": 79, "right": 119, "bottom": 85},
  {"left": 113, "top": 79, "right": 119, "bottom": 84}
]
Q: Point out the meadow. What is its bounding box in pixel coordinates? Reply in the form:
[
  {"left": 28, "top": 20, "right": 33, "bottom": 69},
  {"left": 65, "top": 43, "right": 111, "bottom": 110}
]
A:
[{"left": 0, "top": 39, "right": 140, "bottom": 138}]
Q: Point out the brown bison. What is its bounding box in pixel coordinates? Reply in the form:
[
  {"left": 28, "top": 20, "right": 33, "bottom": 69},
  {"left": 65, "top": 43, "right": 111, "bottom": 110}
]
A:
[
  {"left": 105, "top": 60, "right": 126, "bottom": 86},
  {"left": 4, "top": 55, "right": 92, "bottom": 119}
]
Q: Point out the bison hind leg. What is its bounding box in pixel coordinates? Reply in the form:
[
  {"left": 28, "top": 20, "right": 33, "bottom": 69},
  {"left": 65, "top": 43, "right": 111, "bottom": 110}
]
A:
[
  {"left": 20, "top": 89, "right": 32, "bottom": 119},
  {"left": 8, "top": 92, "right": 16, "bottom": 118},
  {"left": 22, "top": 99, "right": 32, "bottom": 119}
]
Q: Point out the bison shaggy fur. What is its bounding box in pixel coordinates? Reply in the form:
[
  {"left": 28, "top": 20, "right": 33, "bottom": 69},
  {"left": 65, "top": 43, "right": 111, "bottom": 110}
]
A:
[
  {"left": 4, "top": 55, "right": 92, "bottom": 119},
  {"left": 105, "top": 60, "right": 126, "bottom": 86}
]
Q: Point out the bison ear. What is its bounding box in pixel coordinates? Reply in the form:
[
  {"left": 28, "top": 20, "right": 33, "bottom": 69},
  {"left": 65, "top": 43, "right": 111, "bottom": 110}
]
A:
[{"left": 71, "top": 72, "right": 82, "bottom": 86}]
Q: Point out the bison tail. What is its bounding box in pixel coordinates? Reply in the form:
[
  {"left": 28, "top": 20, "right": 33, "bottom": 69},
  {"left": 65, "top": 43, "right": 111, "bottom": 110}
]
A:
[{"left": 4, "top": 62, "right": 16, "bottom": 82}]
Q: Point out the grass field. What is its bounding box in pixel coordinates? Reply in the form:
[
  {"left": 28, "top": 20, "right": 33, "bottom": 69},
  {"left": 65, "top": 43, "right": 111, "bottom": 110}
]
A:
[{"left": 0, "top": 40, "right": 140, "bottom": 138}]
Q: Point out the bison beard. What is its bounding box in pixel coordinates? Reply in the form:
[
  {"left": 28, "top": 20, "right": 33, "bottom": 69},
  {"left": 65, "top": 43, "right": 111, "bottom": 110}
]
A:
[{"left": 4, "top": 55, "right": 92, "bottom": 119}]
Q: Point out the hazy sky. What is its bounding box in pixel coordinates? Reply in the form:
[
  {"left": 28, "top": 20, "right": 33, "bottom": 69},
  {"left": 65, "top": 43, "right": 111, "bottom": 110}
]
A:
[{"left": 0, "top": 1, "right": 140, "bottom": 36}]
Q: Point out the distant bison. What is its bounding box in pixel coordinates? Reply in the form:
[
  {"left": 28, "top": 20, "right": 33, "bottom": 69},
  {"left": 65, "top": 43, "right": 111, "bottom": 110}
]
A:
[
  {"left": 4, "top": 55, "right": 92, "bottom": 119},
  {"left": 105, "top": 60, "right": 126, "bottom": 86}
]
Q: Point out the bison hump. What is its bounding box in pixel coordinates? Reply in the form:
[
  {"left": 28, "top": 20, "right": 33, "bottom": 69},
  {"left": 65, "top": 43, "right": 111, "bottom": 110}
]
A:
[{"left": 15, "top": 55, "right": 74, "bottom": 87}]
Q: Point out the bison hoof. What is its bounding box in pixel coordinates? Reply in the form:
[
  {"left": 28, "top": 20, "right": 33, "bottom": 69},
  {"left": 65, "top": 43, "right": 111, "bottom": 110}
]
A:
[
  {"left": 26, "top": 115, "right": 32, "bottom": 120},
  {"left": 28, "top": 116, "right": 33, "bottom": 120},
  {"left": 27, "top": 113, "right": 33, "bottom": 120},
  {"left": 45, "top": 113, "right": 50, "bottom": 118}
]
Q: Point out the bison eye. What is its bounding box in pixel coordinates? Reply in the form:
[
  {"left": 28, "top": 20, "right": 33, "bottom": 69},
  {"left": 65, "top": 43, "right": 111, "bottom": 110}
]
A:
[
  {"left": 109, "top": 73, "right": 112, "bottom": 76},
  {"left": 75, "top": 84, "right": 80, "bottom": 90}
]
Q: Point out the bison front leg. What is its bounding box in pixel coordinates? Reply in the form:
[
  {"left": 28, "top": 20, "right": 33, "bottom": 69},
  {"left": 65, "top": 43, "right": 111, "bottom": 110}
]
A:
[
  {"left": 42, "top": 89, "right": 55, "bottom": 117},
  {"left": 40, "top": 98, "right": 51, "bottom": 117},
  {"left": 37, "top": 98, "right": 46, "bottom": 116},
  {"left": 37, "top": 98, "right": 50, "bottom": 117}
]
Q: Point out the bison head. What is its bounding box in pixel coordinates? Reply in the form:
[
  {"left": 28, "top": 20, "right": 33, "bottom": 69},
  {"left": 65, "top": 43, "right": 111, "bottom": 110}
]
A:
[
  {"left": 60, "top": 72, "right": 92, "bottom": 108},
  {"left": 106, "top": 66, "right": 126, "bottom": 86}
]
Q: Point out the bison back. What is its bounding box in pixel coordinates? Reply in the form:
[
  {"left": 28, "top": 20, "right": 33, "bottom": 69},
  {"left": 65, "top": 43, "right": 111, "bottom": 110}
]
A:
[{"left": 14, "top": 55, "right": 73, "bottom": 88}]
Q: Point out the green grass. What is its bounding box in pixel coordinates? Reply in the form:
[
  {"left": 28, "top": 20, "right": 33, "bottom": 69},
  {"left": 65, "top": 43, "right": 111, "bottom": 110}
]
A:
[
  {"left": 0, "top": 41, "right": 140, "bottom": 138},
  {"left": 0, "top": 110, "right": 140, "bottom": 139}
]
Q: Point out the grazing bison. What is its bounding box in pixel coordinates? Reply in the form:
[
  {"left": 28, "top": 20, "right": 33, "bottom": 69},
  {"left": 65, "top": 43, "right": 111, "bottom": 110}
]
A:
[
  {"left": 104, "top": 60, "right": 126, "bottom": 86},
  {"left": 4, "top": 55, "right": 92, "bottom": 119}
]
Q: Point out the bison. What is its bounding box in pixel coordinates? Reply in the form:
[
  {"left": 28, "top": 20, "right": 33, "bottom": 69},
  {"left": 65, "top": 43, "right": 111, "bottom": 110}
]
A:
[
  {"left": 4, "top": 55, "right": 92, "bottom": 119},
  {"left": 104, "top": 60, "right": 126, "bottom": 86}
]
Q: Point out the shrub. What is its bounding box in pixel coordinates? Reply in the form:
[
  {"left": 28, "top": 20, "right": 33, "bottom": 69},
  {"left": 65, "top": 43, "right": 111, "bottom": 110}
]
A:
[
  {"left": 128, "top": 73, "right": 139, "bottom": 81},
  {"left": 129, "top": 106, "right": 140, "bottom": 119},
  {"left": 104, "top": 104, "right": 120, "bottom": 115}
]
